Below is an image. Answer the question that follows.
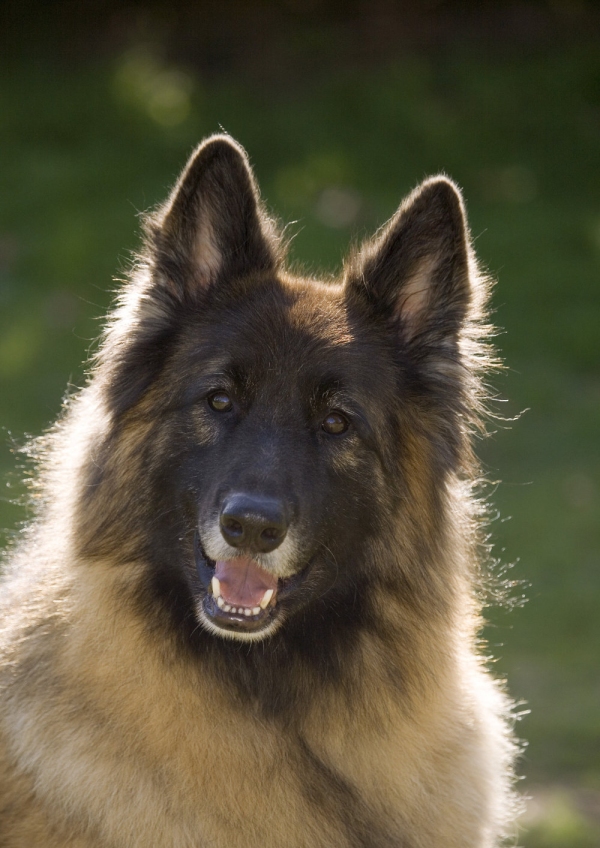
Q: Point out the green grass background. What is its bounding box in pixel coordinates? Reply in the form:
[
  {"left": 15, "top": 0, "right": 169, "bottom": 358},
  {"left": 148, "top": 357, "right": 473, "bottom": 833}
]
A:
[{"left": 1, "top": 30, "right": 599, "bottom": 848}]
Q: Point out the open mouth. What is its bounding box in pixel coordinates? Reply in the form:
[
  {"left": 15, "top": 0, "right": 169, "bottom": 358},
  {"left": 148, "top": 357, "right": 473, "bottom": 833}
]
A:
[{"left": 194, "top": 533, "right": 310, "bottom": 636}]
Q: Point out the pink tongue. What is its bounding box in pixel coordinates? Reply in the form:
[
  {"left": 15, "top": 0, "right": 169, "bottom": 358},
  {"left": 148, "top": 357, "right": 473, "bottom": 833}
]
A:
[{"left": 215, "top": 557, "right": 278, "bottom": 607}]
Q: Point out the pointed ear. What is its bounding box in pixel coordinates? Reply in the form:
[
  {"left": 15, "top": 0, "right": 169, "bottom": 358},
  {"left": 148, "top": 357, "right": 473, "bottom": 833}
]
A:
[
  {"left": 345, "top": 177, "right": 473, "bottom": 353},
  {"left": 148, "top": 135, "right": 279, "bottom": 301}
]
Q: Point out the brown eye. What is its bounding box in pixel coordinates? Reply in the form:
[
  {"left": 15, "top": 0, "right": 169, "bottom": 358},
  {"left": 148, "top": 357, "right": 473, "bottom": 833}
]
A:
[
  {"left": 208, "top": 392, "right": 232, "bottom": 413},
  {"left": 322, "top": 411, "right": 349, "bottom": 435}
]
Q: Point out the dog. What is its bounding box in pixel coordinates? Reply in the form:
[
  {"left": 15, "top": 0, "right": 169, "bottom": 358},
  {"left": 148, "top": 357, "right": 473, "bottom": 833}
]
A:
[{"left": 0, "top": 135, "right": 519, "bottom": 847}]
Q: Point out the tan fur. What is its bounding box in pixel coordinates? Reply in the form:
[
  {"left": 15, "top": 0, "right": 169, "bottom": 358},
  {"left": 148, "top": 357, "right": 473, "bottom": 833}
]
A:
[
  {"left": 0, "top": 544, "right": 516, "bottom": 847},
  {"left": 394, "top": 255, "right": 437, "bottom": 333}
]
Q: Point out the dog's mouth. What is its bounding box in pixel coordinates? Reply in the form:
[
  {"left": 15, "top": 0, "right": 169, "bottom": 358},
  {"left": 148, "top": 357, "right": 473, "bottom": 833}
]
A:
[{"left": 194, "top": 533, "right": 310, "bottom": 637}]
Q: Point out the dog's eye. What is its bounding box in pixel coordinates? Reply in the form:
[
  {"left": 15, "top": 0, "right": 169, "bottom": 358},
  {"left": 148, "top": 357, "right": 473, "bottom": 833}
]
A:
[
  {"left": 321, "top": 412, "right": 349, "bottom": 435},
  {"left": 207, "top": 391, "right": 233, "bottom": 413}
]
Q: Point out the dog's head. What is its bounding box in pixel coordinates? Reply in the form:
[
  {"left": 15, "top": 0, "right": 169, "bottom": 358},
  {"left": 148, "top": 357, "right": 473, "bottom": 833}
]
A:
[{"left": 77, "top": 136, "right": 488, "bottom": 646}]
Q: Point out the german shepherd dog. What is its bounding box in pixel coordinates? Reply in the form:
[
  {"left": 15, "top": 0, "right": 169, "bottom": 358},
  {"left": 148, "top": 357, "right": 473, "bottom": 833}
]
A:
[{"left": 0, "top": 136, "right": 519, "bottom": 846}]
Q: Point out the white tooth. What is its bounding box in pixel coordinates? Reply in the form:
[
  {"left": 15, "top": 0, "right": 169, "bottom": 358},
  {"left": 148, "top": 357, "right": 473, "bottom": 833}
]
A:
[
  {"left": 259, "top": 589, "right": 274, "bottom": 610},
  {"left": 244, "top": 608, "right": 252, "bottom": 617},
  {"left": 252, "top": 607, "right": 261, "bottom": 616},
  {"left": 211, "top": 577, "right": 221, "bottom": 597},
  {"left": 223, "top": 604, "right": 231, "bottom": 612},
  {"left": 216, "top": 596, "right": 225, "bottom": 609}
]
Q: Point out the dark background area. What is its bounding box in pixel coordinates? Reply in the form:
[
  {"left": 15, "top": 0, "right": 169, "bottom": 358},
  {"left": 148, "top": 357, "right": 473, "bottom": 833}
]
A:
[{"left": 1, "top": 2, "right": 599, "bottom": 844}]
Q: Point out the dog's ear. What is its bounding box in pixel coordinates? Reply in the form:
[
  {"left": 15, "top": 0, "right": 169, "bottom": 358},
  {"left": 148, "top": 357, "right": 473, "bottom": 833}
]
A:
[
  {"left": 147, "top": 135, "right": 279, "bottom": 301},
  {"left": 345, "top": 177, "right": 473, "bottom": 355}
]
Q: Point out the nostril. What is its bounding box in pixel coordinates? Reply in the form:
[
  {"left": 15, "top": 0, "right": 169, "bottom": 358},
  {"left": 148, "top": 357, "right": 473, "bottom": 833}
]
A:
[
  {"left": 260, "top": 527, "right": 281, "bottom": 544},
  {"left": 222, "top": 517, "right": 244, "bottom": 538}
]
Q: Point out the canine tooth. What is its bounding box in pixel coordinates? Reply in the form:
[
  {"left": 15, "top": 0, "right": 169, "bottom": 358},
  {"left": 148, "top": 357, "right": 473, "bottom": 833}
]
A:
[
  {"left": 211, "top": 576, "right": 221, "bottom": 597},
  {"left": 244, "top": 608, "right": 252, "bottom": 617},
  {"left": 216, "top": 596, "right": 225, "bottom": 609},
  {"left": 259, "top": 589, "right": 274, "bottom": 609},
  {"left": 223, "top": 604, "right": 232, "bottom": 612},
  {"left": 252, "top": 607, "right": 261, "bottom": 616}
]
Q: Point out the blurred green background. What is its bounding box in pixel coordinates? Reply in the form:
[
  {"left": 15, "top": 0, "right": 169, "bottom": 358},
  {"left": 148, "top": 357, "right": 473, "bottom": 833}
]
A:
[{"left": 1, "top": 2, "right": 599, "bottom": 845}]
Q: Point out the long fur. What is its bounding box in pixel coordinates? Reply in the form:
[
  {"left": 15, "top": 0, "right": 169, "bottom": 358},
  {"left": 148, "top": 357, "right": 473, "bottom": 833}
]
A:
[{"left": 0, "top": 135, "right": 521, "bottom": 847}]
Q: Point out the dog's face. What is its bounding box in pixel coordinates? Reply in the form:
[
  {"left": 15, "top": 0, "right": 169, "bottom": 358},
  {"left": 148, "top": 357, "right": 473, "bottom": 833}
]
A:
[
  {"left": 162, "top": 275, "right": 402, "bottom": 642},
  {"left": 79, "top": 136, "right": 479, "bottom": 646}
]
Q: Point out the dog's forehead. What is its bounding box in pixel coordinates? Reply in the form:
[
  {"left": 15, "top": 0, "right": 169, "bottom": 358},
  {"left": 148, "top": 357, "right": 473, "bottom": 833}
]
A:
[
  {"left": 223, "top": 275, "right": 377, "bottom": 375},
  {"left": 194, "top": 275, "right": 351, "bottom": 353},
  {"left": 179, "top": 273, "right": 393, "bottom": 398}
]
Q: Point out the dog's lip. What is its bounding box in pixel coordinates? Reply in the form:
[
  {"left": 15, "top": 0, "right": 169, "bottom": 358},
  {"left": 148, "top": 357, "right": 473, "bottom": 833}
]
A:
[{"left": 193, "top": 532, "right": 312, "bottom": 632}]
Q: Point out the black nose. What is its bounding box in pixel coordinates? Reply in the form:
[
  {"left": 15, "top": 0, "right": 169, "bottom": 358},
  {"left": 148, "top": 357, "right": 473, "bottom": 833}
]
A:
[{"left": 219, "top": 494, "right": 288, "bottom": 554}]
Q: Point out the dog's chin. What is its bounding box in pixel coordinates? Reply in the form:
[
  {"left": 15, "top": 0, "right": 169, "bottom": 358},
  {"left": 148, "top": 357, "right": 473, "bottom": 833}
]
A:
[{"left": 194, "top": 534, "right": 312, "bottom": 643}]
